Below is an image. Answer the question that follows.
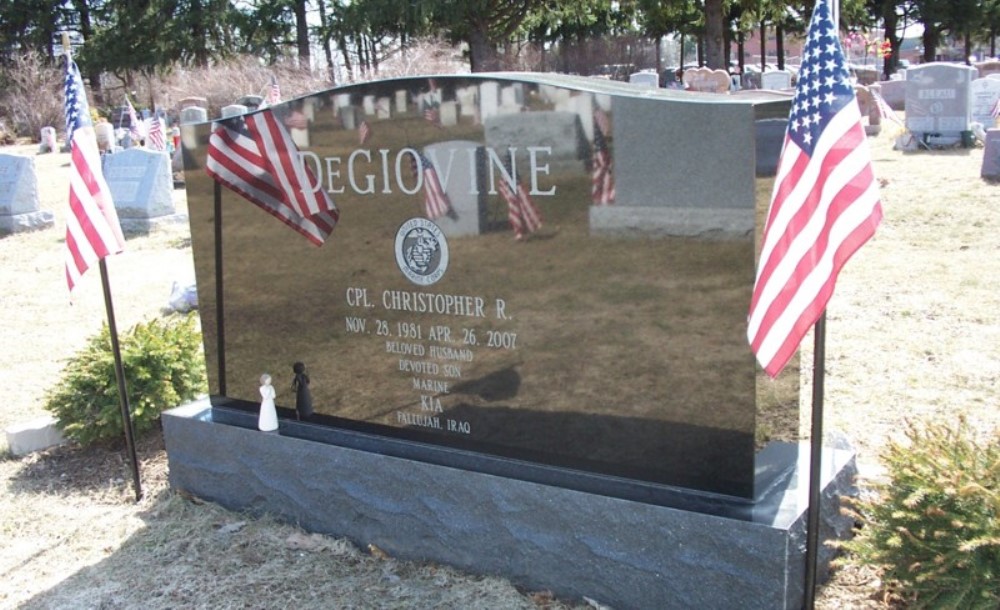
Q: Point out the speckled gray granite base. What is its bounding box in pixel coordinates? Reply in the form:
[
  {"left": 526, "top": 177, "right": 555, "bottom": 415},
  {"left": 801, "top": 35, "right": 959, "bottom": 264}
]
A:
[{"left": 164, "top": 400, "right": 857, "bottom": 610}]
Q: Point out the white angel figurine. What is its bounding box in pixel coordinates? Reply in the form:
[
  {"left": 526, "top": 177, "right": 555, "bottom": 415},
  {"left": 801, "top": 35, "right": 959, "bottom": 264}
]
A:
[{"left": 258, "top": 373, "right": 278, "bottom": 432}]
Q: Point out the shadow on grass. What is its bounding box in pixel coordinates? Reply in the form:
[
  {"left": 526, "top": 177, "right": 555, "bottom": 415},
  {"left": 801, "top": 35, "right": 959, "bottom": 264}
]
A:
[{"left": 5, "top": 430, "right": 165, "bottom": 498}]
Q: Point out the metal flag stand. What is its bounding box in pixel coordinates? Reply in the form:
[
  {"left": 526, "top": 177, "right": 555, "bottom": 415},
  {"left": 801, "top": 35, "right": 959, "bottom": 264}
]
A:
[
  {"left": 63, "top": 33, "right": 142, "bottom": 502},
  {"left": 803, "top": 312, "right": 828, "bottom": 609}
]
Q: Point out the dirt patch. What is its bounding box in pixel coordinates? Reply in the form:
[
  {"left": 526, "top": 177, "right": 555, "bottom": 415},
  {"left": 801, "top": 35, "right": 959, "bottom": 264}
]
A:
[{"left": 2, "top": 121, "right": 998, "bottom": 608}]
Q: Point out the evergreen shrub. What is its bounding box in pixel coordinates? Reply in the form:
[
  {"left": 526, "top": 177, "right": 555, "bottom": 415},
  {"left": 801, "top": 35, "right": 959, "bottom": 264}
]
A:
[
  {"left": 841, "top": 417, "right": 1000, "bottom": 609},
  {"left": 44, "top": 315, "right": 207, "bottom": 447}
]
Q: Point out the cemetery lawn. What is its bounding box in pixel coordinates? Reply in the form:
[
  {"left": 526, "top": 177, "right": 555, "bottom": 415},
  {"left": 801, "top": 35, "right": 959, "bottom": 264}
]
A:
[{"left": 2, "top": 122, "right": 999, "bottom": 608}]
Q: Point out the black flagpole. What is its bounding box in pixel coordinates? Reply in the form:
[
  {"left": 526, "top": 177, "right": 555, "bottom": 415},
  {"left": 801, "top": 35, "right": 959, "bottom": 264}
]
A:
[
  {"left": 99, "top": 258, "right": 143, "bottom": 502},
  {"left": 803, "top": 311, "right": 827, "bottom": 608}
]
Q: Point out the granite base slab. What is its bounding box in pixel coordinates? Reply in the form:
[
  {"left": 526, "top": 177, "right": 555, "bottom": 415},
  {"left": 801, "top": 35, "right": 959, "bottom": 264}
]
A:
[{"left": 163, "top": 399, "right": 857, "bottom": 610}]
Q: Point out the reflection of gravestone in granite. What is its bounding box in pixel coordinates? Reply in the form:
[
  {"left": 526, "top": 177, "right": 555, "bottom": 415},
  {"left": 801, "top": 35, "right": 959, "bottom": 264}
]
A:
[
  {"left": 258, "top": 374, "right": 278, "bottom": 432},
  {"left": 292, "top": 362, "right": 313, "bottom": 421}
]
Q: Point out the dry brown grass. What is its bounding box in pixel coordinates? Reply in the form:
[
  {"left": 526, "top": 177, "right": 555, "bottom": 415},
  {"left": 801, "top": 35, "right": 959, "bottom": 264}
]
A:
[{"left": 1, "top": 118, "right": 998, "bottom": 609}]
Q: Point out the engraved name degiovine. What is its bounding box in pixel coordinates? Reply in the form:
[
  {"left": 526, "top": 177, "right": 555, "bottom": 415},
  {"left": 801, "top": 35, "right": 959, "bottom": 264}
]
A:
[{"left": 300, "top": 145, "right": 558, "bottom": 198}]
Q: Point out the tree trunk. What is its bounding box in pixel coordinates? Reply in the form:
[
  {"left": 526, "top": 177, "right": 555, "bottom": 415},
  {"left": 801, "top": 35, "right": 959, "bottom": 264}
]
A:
[
  {"left": 882, "top": 3, "right": 900, "bottom": 78},
  {"left": 922, "top": 28, "right": 938, "bottom": 62},
  {"left": 776, "top": 25, "right": 784, "bottom": 70},
  {"left": 760, "top": 21, "right": 767, "bottom": 71},
  {"left": 704, "top": 0, "right": 725, "bottom": 69},
  {"left": 338, "top": 34, "right": 353, "bottom": 80},
  {"left": 655, "top": 34, "right": 662, "bottom": 76},
  {"left": 316, "top": 0, "right": 337, "bottom": 84},
  {"left": 469, "top": 26, "right": 500, "bottom": 72},
  {"left": 294, "top": 0, "right": 311, "bottom": 70}
]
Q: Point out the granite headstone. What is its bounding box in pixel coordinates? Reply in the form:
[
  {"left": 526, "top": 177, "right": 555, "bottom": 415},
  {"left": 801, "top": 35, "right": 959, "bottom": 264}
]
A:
[
  {"left": 103, "top": 148, "right": 184, "bottom": 232},
  {"left": 0, "top": 153, "right": 53, "bottom": 234}
]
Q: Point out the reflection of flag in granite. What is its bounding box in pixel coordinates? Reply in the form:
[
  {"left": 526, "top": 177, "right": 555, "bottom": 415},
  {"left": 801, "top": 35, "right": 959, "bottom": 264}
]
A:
[
  {"left": 411, "top": 151, "right": 451, "bottom": 219},
  {"left": 64, "top": 54, "right": 125, "bottom": 292},
  {"left": 423, "top": 100, "right": 442, "bottom": 127},
  {"left": 496, "top": 161, "right": 542, "bottom": 239},
  {"left": 748, "top": 0, "right": 882, "bottom": 378},
  {"left": 358, "top": 120, "right": 372, "bottom": 144},
  {"left": 592, "top": 108, "right": 616, "bottom": 205},
  {"left": 206, "top": 110, "right": 338, "bottom": 246}
]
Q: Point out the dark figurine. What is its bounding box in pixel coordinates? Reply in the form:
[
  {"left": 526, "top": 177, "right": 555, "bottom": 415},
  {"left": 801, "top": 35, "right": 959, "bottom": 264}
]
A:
[{"left": 292, "top": 361, "right": 313, "bottom": 421}]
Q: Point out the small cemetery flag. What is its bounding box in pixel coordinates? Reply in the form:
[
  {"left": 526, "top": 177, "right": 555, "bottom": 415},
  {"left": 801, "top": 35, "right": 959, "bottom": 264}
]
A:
[
  {"left": 125, "top": 96, "right": 142, "bottom": 142},
  {"left": 206, "top": 111, "right": 338, "bottom": 246},
  {"left": 747, "top": 0, "right": 883, "bottom": 378},
  {"left": 358, "top": 120, "right": 372, "bottom": 145},
  {"left": 411, "top": 151, "right": 451, "bottom": 220},
  {"left": 268, "top": 75, "right": 281, "bottom": 106},
  {"left": 871, "top": 90, "right": 903, "bottom": 126},
  {"left": 496, "top": 159, "right": 543, "bottom": 240},
  {"left": 63, "top": 56, "right": 125, "bottom": 292},
  {"left": 991, "top": 97, "right": 1000, "bottom": 119},
  {"left": 592, "top": 108, "right": 616, "bottom": 205},
  {"left": 146, "top": 115, "right": 166, "bottom": 151}
]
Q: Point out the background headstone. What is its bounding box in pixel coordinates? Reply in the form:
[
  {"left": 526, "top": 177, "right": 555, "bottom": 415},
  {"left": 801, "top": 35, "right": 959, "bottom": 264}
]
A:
[
  {"left": 0, "top": 153, "right": 54, "bottom": 234},
  {"left": 683, "top": 67, "right": 731, "bottom": 93},
  {"left": 39, "top": 127, "right": 57, "bottom": 154},
  {"left": 854, "top": 85, "right": 881, "bottom": 135},
  {"left": 395, "top": 90, "right": 408, "bottom": 114},
  {"left": 339, "top": 105, "right": 362, "bottom": 130},
  {"left": 877, "top": 79, "right": 906, "bottom": 110},
  {"left": 103, "top": 148, "right": 185, "bottom": 233},
  {"left": 977, "top": 60, "right": 1000, "bottom": 79},
  {"left": 760, "top": 70, "right": 793, "bottom": 90},
  {"left": 235, "top": 94, "right": 264, "bottom": 111},
  {"left": 95, "top": 122, "right": 116, "bottom": 153},
  {"left": 981, "top": 129, "right": 1000, "bottom": 178},
  {"left": 970, "top": 78, "right": 1000, "bottom": 127},
  {"left": 221, "top": 104, "right": 248, "bottom": 118},
  {"left": 906, "top": 62, "right": 977, "bottom": 143},
  {"left": 439, "top": 101, "right": 459, "bottom": 127},
  {"left": 479, "top": 82, "right": 500, "bottom": 122},
  {"left": 628, "top": 71, "right": 659, "bottom": 88},
  {"left": 376, "top": 97, "right": 391, "bottom": 119}
]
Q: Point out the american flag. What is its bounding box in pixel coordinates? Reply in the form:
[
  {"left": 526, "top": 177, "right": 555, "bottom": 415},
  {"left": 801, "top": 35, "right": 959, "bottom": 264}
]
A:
[
  {"left": 358, "top": 120, "right": 372, "bottom": 145},
  {"left": 206, "top": 111, "right": 338, "bottom": 246},
  {"left": 423, "top": 101, "right": 442, "bottom": 128},
  {"left": 991, "top": 97, "right": 1000, "bottom": 119},
  {"left": 871, "top": 89, "right": 903, "bottom": 125},
  {"left": 146, "top": 115, "right": 166, "bottom": 151},
  {"left": 63, "top": 55, "right": 125, "bottom": 292},
  {"left": 592, "top": 108, "right": 616, "bottom": 205},
  {"left": 747, "top": 0, "right": 883, "bottom": 378},
  {"left": 411, "top": 151, "right": 451, "bottom": 219},
  {"left": 268, "top": 75, "right": 281, "bottom": 106},
  {"left": 496, "top": 160, "right": 542, "bottom": 239},
  {"left": 125, "top": 96, "right": 142, "bottom": 142}
]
